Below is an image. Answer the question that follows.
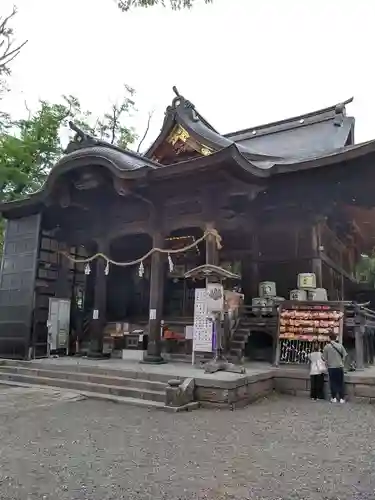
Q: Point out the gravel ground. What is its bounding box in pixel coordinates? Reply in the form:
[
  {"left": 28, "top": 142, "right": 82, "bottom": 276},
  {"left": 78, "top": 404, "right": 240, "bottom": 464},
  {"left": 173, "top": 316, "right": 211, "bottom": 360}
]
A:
[{"left": 0, "top": 389, "right": 374, "bottom": 500}]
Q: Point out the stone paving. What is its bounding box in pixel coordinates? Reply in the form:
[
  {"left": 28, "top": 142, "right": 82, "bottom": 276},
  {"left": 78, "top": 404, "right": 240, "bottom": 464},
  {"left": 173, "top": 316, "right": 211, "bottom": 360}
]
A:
[
  {"left": 0, "top": 387, "right": 374, "bottom": 500},
  {"left": 34, "top": 356, "right": 273, "bottom": 381}
]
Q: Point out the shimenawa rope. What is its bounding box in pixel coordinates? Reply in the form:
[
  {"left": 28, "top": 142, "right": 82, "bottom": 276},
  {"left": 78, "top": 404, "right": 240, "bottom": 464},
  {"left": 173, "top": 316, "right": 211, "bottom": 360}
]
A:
[{"left": 59, "top": 228, "right": 222, "bottom": 268}]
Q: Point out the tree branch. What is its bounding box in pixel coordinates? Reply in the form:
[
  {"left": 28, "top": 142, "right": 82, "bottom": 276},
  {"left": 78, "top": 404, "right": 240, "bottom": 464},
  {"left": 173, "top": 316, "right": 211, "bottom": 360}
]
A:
[
  {"left": 116, "top": 0, "right": 212, "bottom": 12},
  {"left": 137, "top": 109, "right": 154, "bottom": 153},
  {"left": 0, "top": 7, "right": 28, "bottom": 76},
  {"left": 110, "top": 105, "right": 118, "bottom": 144}
]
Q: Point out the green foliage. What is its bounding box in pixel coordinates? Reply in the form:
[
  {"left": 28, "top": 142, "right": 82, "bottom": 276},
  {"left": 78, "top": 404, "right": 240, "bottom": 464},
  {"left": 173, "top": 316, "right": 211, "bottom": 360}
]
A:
[
  {"left": 0, "top": 85, "right": 138, "bottom": 203},
  {"left": 116, "top": 0, "right": 212, "bottom": 11},
  {"left": 355, "top": 254, "right": 375, "bottom": 287}
]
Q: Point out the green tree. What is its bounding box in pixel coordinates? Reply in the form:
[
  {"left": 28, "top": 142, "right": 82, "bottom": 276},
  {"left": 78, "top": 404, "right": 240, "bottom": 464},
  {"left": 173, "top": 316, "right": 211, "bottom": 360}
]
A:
[
  {"left": 0, "top": 84, "right": 138, "bottom": 203},
  {"left": 356, "top": 254, "right": 375, "bottom": 288},
  {"left": 116, "top": 0, "right": 212, "bottom": 11}
]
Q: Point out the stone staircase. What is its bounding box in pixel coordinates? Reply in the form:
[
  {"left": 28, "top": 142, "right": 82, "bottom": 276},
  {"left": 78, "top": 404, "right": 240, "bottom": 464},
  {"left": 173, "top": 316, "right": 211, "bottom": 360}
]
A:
[
  {"left": 228, "top": 319, "right": 251, "bottom": 362},
  {"left": 0, "top": 360, "right": 176, "bottom": 410}
]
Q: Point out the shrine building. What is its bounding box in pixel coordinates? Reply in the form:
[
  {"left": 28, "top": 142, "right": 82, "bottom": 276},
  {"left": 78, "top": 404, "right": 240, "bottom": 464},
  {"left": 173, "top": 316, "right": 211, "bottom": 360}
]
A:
[{"left": 0, "top": 87, "right": 375, "bottom": 365}]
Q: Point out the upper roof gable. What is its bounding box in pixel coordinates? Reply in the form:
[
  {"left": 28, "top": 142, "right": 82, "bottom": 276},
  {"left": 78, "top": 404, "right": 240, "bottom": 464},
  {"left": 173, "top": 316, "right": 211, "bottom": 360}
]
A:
[
  {"left": 145, "top": 87, "right": 281, "bottom": 164},
  {"left": 146, "top": 89, "right": 355, "bottom": 164}
]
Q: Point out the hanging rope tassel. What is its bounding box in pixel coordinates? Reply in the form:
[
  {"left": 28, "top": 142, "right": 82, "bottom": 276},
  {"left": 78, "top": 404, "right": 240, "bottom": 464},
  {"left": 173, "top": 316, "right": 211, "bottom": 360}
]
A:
[
  {"left": 138, "top": 261, "right": 145, "bottom": 278},
  {"left": 104, "top": 260, "right": 110, "bottom": 275},
  {"left": 168, "top": 253, "right": 174, "bottom": 273}
]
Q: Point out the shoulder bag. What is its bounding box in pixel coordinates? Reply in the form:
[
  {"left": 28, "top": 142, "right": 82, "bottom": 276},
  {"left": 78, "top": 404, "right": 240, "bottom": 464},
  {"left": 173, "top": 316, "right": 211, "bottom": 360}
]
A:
[{"left": 330, "top": 341, "right": 343, "bottom": 359}]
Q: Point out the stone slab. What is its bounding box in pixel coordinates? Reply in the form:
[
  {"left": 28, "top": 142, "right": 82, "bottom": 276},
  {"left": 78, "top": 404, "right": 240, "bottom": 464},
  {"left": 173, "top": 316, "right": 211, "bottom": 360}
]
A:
[
  {"left": 5, "top": 358, "right": 375, "bottom": 408},
  {"left": 354, "top": 384, "right": 375, "bottom": 398}
]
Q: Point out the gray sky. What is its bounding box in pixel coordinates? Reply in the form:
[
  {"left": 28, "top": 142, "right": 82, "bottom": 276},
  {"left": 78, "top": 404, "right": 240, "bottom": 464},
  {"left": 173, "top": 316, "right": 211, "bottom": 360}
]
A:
[{"left": 2, "top": 0, "right": 375, "bottom": 148}]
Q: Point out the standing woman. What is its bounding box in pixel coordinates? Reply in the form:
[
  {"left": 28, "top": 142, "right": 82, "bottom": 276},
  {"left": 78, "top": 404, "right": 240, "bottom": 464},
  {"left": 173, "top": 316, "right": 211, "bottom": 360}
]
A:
[{"left": 309, "top": 341, "right": 326, "bottom": 400}]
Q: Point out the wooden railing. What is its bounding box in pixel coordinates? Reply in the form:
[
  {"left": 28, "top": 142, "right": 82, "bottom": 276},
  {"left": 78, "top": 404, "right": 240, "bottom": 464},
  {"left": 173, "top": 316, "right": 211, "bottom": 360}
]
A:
[{"left": 319, "top": 222, "right": 354, "bottom": 276}]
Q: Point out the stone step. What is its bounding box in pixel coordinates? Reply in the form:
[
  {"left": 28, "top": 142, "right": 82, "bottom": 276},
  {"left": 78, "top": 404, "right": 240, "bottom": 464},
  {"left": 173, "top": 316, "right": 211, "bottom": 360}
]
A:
[
  {"left": 235, "top": 328, "right": 250, "bottom": 334},
  {"left": 0, "top": 365, "right": 167, "bottom": 392},
  {"left": 232, "top": 333, "right": 248, "bottom": 342},
  {"left": 229, "top": 348, "right": 242, "bottom": 358},
  {"left": 230, "top": 340, "right": 245, "bottom": 349},
  {"left": 0, "top": 379, "right": 166, "bottom": 409},
  {"left": 0, "top": 360, "right": 175, "bottom": 384},
  {"left": 0, "top": 371, "right": 166, "bottom": 403}
]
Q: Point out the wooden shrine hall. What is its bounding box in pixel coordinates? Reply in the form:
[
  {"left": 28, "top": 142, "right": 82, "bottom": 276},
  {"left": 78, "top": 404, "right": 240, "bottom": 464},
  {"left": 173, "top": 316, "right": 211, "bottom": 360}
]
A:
[{"left": 1, "top": 87, "right": 375, "bottom": 364}]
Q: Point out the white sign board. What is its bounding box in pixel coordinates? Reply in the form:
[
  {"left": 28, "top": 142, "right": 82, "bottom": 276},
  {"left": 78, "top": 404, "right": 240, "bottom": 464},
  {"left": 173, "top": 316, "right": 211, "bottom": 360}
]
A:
[
  {"left": 206, "top": 283, "right": 224, "bottom": 313},
  {"left": 185, "top": 325, "right": 194, "bottom": 340},
  {"left": 48, "top": 298, "right": 71, "bottom": 353},
  {"left": 193, "top": 288, "right": 213, "bottom": 352}
]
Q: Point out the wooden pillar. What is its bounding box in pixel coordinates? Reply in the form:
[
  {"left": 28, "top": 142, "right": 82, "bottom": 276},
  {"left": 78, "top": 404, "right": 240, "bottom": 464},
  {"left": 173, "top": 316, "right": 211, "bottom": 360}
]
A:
[
  {"left": 202, "top": 185, "right": 220, "bottom": 273},
  {"left": 56, "top": 242, "right": 71, "bottom": 298},
  {"left": 364, "top": 334, "right": 370, "bottom": 366},
  {"left": 311, "top": 221, "right": 323, "bottom": 288},
  {"left": 143, "top": 230, "right": 165, "bottom": 364},
  {"left": 89, "top": 239, "right": 108, "bottom": 356},
  {"left": 354, "top": 305, "right": 365, "bottom": 370},
  {"left": 250, "top": 230, "right": 260, "bottom": 299},
  {"left": 369, "top": 333, "right": 374, "bottom": 365},
  {"left": 239, "top": 227, "right": 258, "bottom": 304},
  {"left": 205, "top": 221, "right": 219, "bottom": 268}
]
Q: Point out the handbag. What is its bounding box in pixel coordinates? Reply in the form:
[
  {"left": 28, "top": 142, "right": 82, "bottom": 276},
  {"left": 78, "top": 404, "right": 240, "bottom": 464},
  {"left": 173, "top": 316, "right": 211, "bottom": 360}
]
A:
[{"left": 316, "top": 357, "right": 327, "bottom": 373}]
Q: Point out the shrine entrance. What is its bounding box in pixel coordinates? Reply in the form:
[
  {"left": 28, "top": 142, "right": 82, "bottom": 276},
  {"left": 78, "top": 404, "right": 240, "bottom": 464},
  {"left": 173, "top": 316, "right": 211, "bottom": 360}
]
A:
[
  {"left": 163, "top": 227, "right": 205, "bottom": 320},
  {"left": 106, "top": 232, "right": 152, "bottom": 323}
]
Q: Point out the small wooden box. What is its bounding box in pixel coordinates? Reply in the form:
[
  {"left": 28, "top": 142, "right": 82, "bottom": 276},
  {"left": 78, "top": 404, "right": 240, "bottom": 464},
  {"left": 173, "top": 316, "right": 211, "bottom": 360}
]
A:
[
  {"left": 297, "top": 273, "right": 316, "bottom": 290},
  {"left": 259, "top": 281, "right": 276, "bottom": 297}
]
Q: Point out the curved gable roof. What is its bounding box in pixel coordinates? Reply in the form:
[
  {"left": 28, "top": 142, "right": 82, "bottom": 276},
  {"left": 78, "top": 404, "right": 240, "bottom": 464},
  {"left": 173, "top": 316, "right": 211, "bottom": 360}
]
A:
[
  {"left": 0, "top": 127, "right": 160, "bottom": 217},
  {"left": 146, "top": 89, "right": 354, "bottom": 162}
]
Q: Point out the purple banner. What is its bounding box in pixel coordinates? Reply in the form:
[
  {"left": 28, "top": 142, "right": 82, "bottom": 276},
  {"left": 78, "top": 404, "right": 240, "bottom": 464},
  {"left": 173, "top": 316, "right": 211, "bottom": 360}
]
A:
[{"left": 211, "top": 323, "right": 216, "bottom": 352}]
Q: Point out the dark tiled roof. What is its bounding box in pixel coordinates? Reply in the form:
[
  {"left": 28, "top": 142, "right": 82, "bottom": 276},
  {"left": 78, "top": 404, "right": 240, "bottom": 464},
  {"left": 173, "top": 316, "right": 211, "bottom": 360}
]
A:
[
  {"left": 147, "top": 90, "right": 354, "bottom": 162},
  {"left": 56, "top": 145, "right": 159, "bottom": 172}
]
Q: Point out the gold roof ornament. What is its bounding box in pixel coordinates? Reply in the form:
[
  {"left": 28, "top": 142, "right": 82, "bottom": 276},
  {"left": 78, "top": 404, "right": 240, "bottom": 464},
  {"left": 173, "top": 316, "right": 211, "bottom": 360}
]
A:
[{"left": 167, "top": 124, "right": 190, "bottom": 146}]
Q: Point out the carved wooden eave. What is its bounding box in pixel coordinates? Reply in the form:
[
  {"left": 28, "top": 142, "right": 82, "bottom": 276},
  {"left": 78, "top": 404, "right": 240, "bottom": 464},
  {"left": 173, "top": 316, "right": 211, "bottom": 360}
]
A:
[{"left": 0, "top": 143, "right": 159, "bottom": 219}]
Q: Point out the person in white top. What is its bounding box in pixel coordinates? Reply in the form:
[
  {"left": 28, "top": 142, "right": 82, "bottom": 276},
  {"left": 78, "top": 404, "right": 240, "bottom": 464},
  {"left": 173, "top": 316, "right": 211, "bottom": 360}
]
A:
[{"left": 308, "top": 341, "right": 326, "bottom": 400}]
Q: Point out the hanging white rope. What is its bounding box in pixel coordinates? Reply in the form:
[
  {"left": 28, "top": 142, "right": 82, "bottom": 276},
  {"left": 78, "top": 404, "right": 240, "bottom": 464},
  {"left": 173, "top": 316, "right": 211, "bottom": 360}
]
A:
[{"left": 59, "top": 228, "right": 222, "bottom": 268}]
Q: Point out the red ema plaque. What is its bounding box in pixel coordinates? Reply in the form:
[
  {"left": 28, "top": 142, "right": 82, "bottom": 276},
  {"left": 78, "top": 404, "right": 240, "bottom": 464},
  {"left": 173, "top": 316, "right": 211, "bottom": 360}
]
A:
[{"left": 278, "top": 301, "right": 344, "bottom": 342}]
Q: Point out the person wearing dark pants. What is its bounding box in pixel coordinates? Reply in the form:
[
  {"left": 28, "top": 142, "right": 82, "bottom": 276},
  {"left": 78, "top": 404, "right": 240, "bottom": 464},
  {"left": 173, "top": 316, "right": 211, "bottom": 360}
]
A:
[
  {"left": 327, "top": 367, "right": 345, "bottom": 401},
  {"left": 310, "top": 372, "right": 325, "bottom": 400},
  {"left": 308, "top": 341, "right": 326, "bottom": 400},
  {"left": 323, "top": 333, "right": 348, "bottom": 403}
]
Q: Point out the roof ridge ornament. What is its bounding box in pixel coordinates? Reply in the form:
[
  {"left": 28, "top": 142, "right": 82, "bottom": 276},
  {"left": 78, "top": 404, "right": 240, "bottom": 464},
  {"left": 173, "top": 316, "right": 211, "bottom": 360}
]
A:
[
  {"left": 65, "top": 121, "right": 97, "bottom": 153},
  {"left": 171, "top": 86, "right": 200, "bottom": 124},
  {"left": 172, "top": 85, "right": 181, "bottom": 98},
  {"left": 68, "top": 119, "right": 144, "bottom": 156},
  {"left": 333, "top": 98, "right": 353, "bottom": 127}
]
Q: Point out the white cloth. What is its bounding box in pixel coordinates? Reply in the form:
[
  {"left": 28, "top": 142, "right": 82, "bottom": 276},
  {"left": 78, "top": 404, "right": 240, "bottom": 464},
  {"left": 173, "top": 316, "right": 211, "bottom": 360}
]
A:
[{"left": 309, "top": 351, "right": 326, "bottom": 375}]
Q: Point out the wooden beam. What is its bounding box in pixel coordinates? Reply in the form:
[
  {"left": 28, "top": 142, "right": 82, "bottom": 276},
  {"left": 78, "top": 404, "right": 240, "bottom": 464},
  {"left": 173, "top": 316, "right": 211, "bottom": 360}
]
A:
[{"left": 320, "top": 252, "right": 356, "bottom": 283}]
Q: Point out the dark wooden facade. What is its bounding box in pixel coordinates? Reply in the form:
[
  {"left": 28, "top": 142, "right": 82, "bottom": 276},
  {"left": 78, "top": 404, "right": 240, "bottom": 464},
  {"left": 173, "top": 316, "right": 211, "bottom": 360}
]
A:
[{"left": 1, "top": 90, "right": 375, "bottom": 362}]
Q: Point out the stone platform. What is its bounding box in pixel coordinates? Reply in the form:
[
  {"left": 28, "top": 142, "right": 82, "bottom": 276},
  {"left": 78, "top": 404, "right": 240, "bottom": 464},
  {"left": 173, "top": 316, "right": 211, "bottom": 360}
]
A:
[
  {"left": 2, "top": 356, "right": 375, "bottom": 408},
  {"left": 31, "top": 357, "right": 275, "bottom": 409},
  {"left": 275, "top": 366, "right": 375, "bottom": 403}
]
